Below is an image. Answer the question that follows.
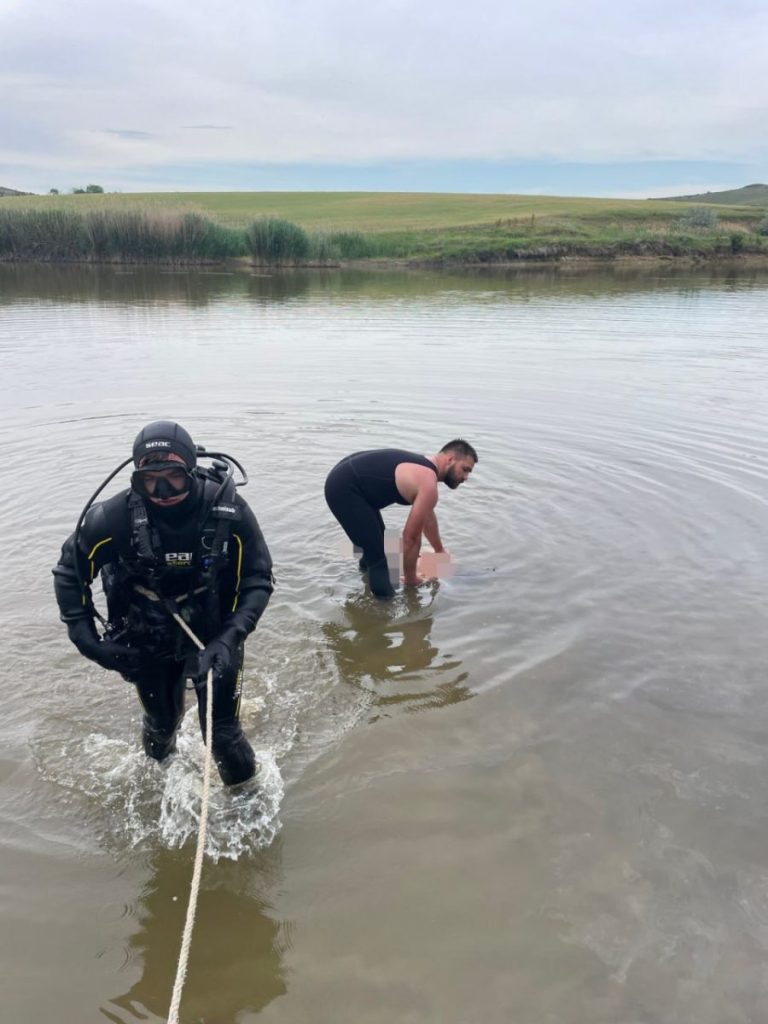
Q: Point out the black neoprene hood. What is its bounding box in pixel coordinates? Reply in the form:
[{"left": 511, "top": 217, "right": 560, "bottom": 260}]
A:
[{"left": 132, "top": 420, "right": 197, "bottom": 470}]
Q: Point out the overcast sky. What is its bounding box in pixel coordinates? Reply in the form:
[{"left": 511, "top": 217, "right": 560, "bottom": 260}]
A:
[{"left": 2, "top": 0, "right": 766, "bottom": 197}]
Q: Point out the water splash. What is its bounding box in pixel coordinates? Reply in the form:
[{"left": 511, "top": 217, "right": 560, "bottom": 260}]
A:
[
  {"left": 157, "top": 734, "right": 284, "bottom": 862},
  {"left": 34, "top": 716, "right": 284, "bottom": 862}
]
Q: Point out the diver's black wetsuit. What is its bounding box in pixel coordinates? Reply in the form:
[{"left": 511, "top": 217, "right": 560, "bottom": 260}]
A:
[
  {"left": 324, "top": 449, "right": 437, "bottom": 598},
  {"left": 53, "top": 476, "right": 273, "bottom": 785}
]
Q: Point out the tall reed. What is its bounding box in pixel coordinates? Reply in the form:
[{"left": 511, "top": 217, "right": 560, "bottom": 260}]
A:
[
  {"left": 246, "top": 217, "right": 311, "bottom": 264},
  {"left": 0, "top": 207, "right": 244, "bottom": 260}
]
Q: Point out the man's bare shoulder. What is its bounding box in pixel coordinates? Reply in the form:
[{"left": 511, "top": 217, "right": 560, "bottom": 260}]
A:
[{"left": 395, "top": 461, "right": 438, "bottom": 503}]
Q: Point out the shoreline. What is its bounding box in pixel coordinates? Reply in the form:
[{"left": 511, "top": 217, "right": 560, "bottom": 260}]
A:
[
  {"left": 3, "top": 252, "right": 768, "bottom": 271},
  {"left": 359, "top": 252, "right": 768, "bottom": 271}
]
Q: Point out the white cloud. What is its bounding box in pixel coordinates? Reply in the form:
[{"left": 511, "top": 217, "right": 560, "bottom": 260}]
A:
[{"left": 2, "top": 0, "right": 767, "bottom": 190}]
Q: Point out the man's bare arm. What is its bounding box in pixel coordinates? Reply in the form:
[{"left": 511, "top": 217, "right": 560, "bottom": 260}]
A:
[
  {"left": 402, "top": 479, "right": 438, "bottom": 584},
  {"left": 422, "top": 508, "right": 444, "bottom": 553}
]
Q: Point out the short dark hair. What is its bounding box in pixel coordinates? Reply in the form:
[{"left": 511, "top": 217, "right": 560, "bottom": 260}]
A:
[{"left": 440, "top": 439, "right": 478, "bottom": 462}]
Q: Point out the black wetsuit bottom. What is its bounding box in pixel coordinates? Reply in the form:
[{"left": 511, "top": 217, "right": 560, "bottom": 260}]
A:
[
  {"left": 133, "top": 643, "right": 255, "bottom": 786},
  {"left": 324, "top": 463, "right": 397, "bottom": 598}
]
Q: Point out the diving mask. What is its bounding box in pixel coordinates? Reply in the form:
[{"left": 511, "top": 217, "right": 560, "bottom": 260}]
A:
[{"left": 131, "top": 463, "right": 192, "bottom": 500}]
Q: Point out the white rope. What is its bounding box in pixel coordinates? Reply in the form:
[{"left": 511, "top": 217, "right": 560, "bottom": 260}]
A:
[
  {"left": 167, "top": 610, "right": 213, "bottom": 1024},
  {"left": 133, "top": 586, "right": 214, "bottom": 1024}
]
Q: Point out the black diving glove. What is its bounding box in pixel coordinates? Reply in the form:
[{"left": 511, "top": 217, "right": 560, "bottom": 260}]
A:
[
  {"left": 67, "top": 618, "right": 140, "bottom": 674},
  {"left": 194, "top": 637, "right": 233, "bottom": 690}
]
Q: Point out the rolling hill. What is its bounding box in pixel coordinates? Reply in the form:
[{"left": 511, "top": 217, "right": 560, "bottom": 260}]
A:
[{"left": 659, "top": 183, "right": 768, "bottom": 206}]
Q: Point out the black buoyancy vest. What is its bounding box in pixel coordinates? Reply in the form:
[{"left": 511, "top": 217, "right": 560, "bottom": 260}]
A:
[
  {"left": 104, "top": 473, "right": 241, "bottom": 642},
  {"left": 126, "top": 475, "right": 239, "bottom": 583}
]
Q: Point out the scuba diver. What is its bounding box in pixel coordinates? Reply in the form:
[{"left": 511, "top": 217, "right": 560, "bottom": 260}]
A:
[
  {"left": 52, "top": 420, "right": 273, "bottom": 786},
  {"left": 324, "top": 440, "right": 478, "bottom": 599}
]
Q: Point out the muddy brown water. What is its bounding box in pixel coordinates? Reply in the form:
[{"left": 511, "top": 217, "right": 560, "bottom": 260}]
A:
[{"left": 1, "top": 262, "right": 767, "bottom": 1023}]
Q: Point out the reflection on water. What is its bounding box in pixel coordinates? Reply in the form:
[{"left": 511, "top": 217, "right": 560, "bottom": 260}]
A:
[
  {"left": 0, "top": 262, "right": 308, "bottom": 306},
  {"left": 3, "top": 259, "right": 768, "bottom": 308},
  {"left": 103, "top": 849, "right": 287, "bottom": 1024},
  {"left": 323, "top": 591, "right": 472, "bottom": 717}
]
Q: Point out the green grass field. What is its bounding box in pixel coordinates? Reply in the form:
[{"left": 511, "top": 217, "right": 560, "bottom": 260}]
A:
[
  {"left": 6, "top": 189, "right": 749, "bottom": 229},
  {"left": 2, "top": 191, "right": 767, "bottom": 263}
]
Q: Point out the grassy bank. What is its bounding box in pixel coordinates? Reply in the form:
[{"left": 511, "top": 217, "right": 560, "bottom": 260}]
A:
[{"left": 1, "top": 191, "right": 767, "bottom": 264}]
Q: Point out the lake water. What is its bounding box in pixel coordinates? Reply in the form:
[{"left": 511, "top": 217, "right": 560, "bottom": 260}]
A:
[{"left": 1, "top": 261, "right": 767, "bottom": 1023}]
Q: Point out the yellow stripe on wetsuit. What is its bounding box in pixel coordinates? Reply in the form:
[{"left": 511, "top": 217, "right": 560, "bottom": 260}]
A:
[
  {"left": 231, "top": 533, "right": 245, "bottom": 716},
  {"left": 83, "top": 537, "right": 113, "bottom": 603},
  {"left": 231, "top": 533, "right": 244, "bottom": 611}
]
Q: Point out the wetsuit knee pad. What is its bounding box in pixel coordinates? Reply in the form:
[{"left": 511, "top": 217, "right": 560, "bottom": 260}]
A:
[{"left": 212, "top": 723, "right": 256, "bottom": 786}]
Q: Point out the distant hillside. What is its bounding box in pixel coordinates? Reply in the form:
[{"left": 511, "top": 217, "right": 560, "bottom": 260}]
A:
[
  {"left": 659, "top": 183, "right": 768, "bottom": 207},
  {"left": 0, "top": 186, "right": 31, "bottom": 197},
  {"left": 2, "top": 188, "right": 767, "bottom": 263}
]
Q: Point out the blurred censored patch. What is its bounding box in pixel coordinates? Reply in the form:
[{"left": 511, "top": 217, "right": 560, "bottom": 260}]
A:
[
  {"left": 335, "top": 536, "right": 360, "bottom": 556},
  {"left": 335, "top": 532, "right": 455, "bottom": 579},
  {"left": 384, "top": 528, "right": 401, "bottom": 554},
  {"left": 417, "top": 550, "right": 455, "bottom": 580},
  {"left": 334, "top": 529, "right": 402, "bottom": 557}
]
